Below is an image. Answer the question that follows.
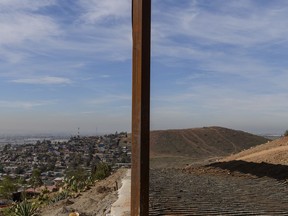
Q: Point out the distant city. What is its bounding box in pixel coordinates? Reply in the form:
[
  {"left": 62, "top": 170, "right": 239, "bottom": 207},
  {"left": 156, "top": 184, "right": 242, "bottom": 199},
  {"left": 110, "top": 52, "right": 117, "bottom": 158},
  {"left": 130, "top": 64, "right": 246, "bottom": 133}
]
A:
[
  {"left": 0, "top": 131, "right": 131, "bottom": 195},
  {"left": 0, "top": 129, "right": 111, "bottom": 146},
  {"left": 0, "top": 134, "right": 70, "bottom": 146}
]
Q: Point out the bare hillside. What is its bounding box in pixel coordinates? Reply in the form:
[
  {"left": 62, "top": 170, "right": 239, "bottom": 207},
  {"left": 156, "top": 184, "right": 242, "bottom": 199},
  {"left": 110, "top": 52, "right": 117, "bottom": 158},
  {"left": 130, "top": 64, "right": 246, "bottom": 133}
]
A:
[
  {"left": 150, "top": 126, "right": 269, "bottom": 159},
  {"left": 185, "top": 136, "right": 288, "bottom": 181},
  {"left": 223, "top": 136, "right": 288, "bottom": 165}
]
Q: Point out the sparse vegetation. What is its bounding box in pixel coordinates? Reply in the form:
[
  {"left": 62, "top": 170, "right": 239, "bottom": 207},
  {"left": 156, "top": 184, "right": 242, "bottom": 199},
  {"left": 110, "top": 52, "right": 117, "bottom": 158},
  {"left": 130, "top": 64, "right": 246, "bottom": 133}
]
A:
[
  {"left": 14, "top": 200, "right": 38, "bottom": 216},
  {"left": 49, "top": 190, "right": 70, "bottom": 204},
  {"left": 284, "top": 130, "right": 288, "bottom": 136},
  {"left": 0, "top": 176, "right": 18, "bottom": 199},
  {"left": 0, "top": 163, "right": 4, "bottom": 173},
  {"left": 92, "top": 162, "right": 111, "bottom": 180},
  {"left": 29, "top": 168, "right": 43, "bottom": 189},
  {"left": 65, "top": 166, "right": 89, "bottom": 183},
  {"left": 2, "top": 200, "right": 38, "bottom": 216},
  {"left": 62, "top": 162, "right": 111, "bottom": 194}
]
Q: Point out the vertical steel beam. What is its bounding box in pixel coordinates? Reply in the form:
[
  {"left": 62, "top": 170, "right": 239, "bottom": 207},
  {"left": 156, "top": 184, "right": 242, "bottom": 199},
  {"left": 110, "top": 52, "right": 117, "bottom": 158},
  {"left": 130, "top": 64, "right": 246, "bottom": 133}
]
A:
[{"left": 131, "top": 0, "right": 151, "bottom": 215}]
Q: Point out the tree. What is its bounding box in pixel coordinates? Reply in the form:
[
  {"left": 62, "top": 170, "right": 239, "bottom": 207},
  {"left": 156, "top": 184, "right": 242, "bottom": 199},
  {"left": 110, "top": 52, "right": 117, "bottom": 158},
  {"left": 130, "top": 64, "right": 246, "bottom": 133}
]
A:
[
  {"left": 0, "top": 176, "right": 18, "bottom": 199},
  {"left": 3, "top": 144, "right": 11, "bottom": 152},
  {"left": 15, "top": 166, "right": 25, "bottom": 174},
  {"left": 65, "top": 166, "right": 88, "bottom": 183},
  {"left": 64, "top": 167, "right": 89, "bottom": 192},
  {"left": 91, "top": 163, "right": 111, "bottom": 180},
  {"left": 46, "top": 162, "right": 56, "bottom": 171},
  {"left": 284, "top": 130, "right": 288, "bottom": 137},
  {"left": 0, "top": 163, "right": 4, "bottom": 173},
  {"left": 29, "top": 169, "right": 43, "bottom": 190}
]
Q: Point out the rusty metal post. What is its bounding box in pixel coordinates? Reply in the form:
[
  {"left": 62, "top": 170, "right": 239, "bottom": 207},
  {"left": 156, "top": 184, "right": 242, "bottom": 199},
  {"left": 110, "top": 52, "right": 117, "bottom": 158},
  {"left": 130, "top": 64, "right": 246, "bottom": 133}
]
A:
[{"left": 131, "top": 0, "right": 151, "bottom": 215}]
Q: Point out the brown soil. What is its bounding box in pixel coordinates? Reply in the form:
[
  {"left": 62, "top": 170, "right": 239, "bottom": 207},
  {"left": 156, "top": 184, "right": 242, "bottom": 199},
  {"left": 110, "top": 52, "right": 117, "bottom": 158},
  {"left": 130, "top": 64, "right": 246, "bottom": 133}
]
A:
[
  {"left": 183, "top": 137, "right": 288, "bottom": 181},
  {"left": 222, "top": 136, "right": 288, "bottom": 164},
  {"left": 150, "top": 126, "right": 268, "bottom": 159},
  {"left": 39, "top": 168, "right": 127, "bottom": 216}
]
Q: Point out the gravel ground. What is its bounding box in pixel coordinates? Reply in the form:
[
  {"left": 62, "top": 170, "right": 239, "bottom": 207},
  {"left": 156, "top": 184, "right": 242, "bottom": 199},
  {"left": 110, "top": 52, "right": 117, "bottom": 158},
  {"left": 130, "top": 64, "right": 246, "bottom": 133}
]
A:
[{"left": 150, "top": 168, "right": 288, "bottom": 215}]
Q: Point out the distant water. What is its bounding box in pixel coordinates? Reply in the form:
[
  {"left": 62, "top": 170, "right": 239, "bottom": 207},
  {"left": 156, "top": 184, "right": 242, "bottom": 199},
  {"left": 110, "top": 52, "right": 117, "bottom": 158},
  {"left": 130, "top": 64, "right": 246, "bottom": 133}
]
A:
[
  {"left": 260, "top": 134, "right": 282, "bottom": 140},
  {"left": 0, "top": 135, "right": 69, "bottom": 146}
]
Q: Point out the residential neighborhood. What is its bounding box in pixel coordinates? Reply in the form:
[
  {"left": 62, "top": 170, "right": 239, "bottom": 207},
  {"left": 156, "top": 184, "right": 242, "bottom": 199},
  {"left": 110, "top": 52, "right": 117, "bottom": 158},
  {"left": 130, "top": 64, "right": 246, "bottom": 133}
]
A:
[{"left": 0, "top": 132, "right": 131, "bottom": 202}]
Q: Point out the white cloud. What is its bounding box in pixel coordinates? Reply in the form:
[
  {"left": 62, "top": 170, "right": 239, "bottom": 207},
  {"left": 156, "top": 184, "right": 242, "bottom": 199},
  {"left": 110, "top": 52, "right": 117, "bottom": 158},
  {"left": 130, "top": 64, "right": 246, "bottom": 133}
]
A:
[
  {"left": 0, "top": 0, "right": 56, "bottom": 12},
  {"left": 158, "top": 85, "right": 288, "bottom": 115},
  {"left": 99, "top": 74, "right": 111, "bottom": 78},
  {"left": 0, "top": 0, "right": 132, "bottom": 64},
  {"left": 0, "top": 100, "right": 54, "bottom": 109},
  {"left": 12, "top": 76, "right": 72, "bottom": 85},
  {"left": 88, "top": 94, "right": 131, "bottom": 105},
  {"left": 78, "top": 0, "right": 130, "bottom": 23},
  {"left": 152, "top": 0, "right": 288, "bottom": 61},
  {"left": 150, "top": 0, "right": 288, "bottom": 95},
  {"left": 0, "top": 0, "right": 60, "bottom": 62},
  {"left": 70, "top": 24, "right": 131, "bottom": 60},
  {"left": 2, "top": 0, "right": 288, "bottom": 134},
  {"left": 0, "top": 14, "right": 60, "bottom": 45}
]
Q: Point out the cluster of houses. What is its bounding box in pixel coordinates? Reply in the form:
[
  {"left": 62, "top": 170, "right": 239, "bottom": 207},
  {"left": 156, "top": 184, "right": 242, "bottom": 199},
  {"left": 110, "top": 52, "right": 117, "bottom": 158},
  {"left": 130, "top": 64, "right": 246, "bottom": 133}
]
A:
[{"left": 0, "top": 132, "right": 131, "bottom": 202}]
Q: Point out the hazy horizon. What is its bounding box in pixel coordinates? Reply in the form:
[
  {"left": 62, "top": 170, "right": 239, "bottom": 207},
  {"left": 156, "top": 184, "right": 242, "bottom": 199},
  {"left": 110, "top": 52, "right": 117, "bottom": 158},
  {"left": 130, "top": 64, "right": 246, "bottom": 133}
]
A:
[{"left": 0, "top": 125, "right": 284, "bottom": 137}]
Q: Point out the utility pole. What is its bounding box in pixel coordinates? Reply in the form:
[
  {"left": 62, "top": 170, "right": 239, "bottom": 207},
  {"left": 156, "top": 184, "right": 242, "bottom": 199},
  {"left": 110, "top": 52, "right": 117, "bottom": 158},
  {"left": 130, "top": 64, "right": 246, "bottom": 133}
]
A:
[{"left": 131, "top": 0, "right": 151, "bottom": 215}]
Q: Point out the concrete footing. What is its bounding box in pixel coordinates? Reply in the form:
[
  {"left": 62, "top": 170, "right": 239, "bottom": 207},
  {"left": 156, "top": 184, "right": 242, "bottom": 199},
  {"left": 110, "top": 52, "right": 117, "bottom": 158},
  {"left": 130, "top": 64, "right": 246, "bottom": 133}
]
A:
[{"left": 109, "top": 169, "right": 131, "bottom": 216}]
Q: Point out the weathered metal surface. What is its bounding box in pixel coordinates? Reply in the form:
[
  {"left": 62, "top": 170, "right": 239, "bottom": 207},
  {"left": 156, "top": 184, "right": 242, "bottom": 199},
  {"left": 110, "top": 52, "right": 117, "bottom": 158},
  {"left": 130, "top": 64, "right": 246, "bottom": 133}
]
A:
[{"left": 131, "top": 0, "right": 151, "bottom": 215}]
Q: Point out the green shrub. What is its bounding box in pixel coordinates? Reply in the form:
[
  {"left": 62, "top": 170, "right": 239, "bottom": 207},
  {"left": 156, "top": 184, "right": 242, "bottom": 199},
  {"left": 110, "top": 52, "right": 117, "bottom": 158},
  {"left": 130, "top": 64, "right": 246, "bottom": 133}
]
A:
[
  {"left": 65, "top": 167, "right": 88, "bottom": 183},
  {"left": 29, "top": 169, "right": 43, "bottom": 189},
  {"left": 0, "top": 176, "right": 18, "bottom": 199},
  {"left": 14, "top": 200, "right": 38, "bottom": 216},
  {"left": 92, "top": 163, "right": 111, "bottom": 180},
  {"left": 49, "top": 191, "right": 70, "bottom": 204}
]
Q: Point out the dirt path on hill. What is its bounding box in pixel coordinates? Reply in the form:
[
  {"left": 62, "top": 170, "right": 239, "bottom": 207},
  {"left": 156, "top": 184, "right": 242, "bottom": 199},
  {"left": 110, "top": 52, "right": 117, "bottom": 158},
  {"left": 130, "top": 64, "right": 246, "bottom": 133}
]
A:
[
  {"left": 182, "top": 132, "right": 215, "bottom": 156},
  {"left": 210, "top": 127, "right": 239, "bottom": 152},
  {"left": 39, "top": 168, "right": 127, "bottom": 216}
]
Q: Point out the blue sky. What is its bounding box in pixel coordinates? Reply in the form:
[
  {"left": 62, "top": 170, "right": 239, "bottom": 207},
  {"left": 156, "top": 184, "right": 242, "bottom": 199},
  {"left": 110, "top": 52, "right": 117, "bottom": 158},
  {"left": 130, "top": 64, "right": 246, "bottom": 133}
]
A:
[{"left": 1, "top": 0, "right": 288, "bottom": 135}]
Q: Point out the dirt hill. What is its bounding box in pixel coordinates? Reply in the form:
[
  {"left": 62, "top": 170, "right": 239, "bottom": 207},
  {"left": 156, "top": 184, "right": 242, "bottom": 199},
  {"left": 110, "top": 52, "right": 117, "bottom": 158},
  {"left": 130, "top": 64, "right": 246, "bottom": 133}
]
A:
[
  {"left": 150, "top": 126, "right": 269, "bottom": 159},
  {"left": 222, "top": 136, "right": 288, "bottom": 165}
]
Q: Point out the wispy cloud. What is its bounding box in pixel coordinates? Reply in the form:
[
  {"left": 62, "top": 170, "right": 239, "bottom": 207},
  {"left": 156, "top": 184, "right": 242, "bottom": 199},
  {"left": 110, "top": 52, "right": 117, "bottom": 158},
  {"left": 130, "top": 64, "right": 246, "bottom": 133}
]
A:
[
  {"left": 2, "top": 0, "right": 288, "bottom": 134},
  {"left": 78, "top": 0, "right": 130, "bottom": 23},
  {"left": 0, "top": 0, "right": 56, "bottom": 12},
  {"left": 0, "top": 100, "right": 54, "bottom": 109},
  {"left": 153, "top": 0, "right": 288, "bottom": 48},
  {"left": 151, "top": 0, "right": 288, "bottom": 79},
  {"left": 88, "top": 94, "right": 131, "bottom": 105},
  {"left": 151, "top": 0, "right": 288, "bottom": 112},
  {"left": 0, "top": 1, "right": 60, "bottom": 62},
  {"left": 0, "top": 0, "right": 132, "bottom": 65},
  {"left": 100, "top": 75, "right": 111, "bottom": 78},
  {"left": 11, "top": 76, "right": 72, "bottom": 85},
  {"left": 0, "top": 2, "right": 60, "bottom": 45}
]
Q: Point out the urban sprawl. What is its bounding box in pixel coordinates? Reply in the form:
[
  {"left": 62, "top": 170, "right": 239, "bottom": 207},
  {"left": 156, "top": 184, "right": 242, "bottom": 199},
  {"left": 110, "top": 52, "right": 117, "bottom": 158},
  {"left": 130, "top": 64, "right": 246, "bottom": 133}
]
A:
[{"left": 0, "top": 132, "right": 131, "bottom": 201}]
